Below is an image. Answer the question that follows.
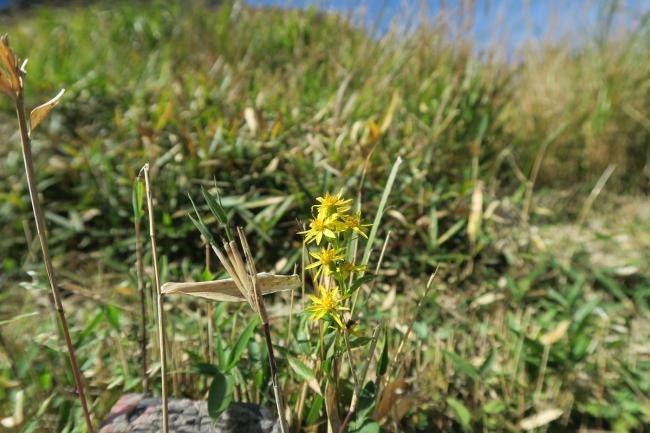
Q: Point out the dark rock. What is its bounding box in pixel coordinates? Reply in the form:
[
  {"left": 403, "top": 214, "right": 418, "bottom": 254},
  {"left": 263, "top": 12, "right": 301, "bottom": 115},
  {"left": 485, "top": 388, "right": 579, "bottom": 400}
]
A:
[{"left": 100, "top": 394, "right": 278, "bottom": 433}]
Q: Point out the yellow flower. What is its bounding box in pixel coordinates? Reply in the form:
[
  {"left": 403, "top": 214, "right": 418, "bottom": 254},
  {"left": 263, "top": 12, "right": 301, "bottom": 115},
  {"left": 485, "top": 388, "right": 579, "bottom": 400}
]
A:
[
  {"left": 306, "top": 247, "right": 346, "bottom": 276},
  {"left": 337, "top": 261, "right": 366, "bottom": 280},
  {"left": 338, "top": 211, "right": 371, "bottom": 238},
  {"left": 299, "top": 214, "right": 337, "bottom": 245},
  {"left": 305, "top": 285, "right": 350, "bottom": 329},
  {"left": 314, "top": 191, "right": 352, "bottom": 218}
]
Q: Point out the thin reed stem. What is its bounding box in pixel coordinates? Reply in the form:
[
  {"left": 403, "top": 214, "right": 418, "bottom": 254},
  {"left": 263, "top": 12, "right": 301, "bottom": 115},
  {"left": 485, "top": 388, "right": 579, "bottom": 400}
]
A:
[
  {"left": 338, "top": 325, "right": 380, "bottom": 433},
  {"left": 134, "top": 213, "right": 148, "bottom": 393},
  {"left": 351, "top": 230, "right": 391, "bottom": 314},
  {"left": 205, "top": 242, "right": 215, "bottom": 364},
  {"left": 15, "top": 91, "right": 95, "bottom": 433},
  {"left": 375, "top": 267, "right": 438, "bottom": 411},
  {"left": 141, "top": 164, "right": 169, "bottom": 433},
  {"left": 339, "top": 334, "right": 361, "bottom": 433}
]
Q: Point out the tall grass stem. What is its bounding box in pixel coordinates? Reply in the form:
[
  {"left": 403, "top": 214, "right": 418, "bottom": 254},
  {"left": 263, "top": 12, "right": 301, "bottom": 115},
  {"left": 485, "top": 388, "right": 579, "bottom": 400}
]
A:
[
  {"left": 141, "top": 163, "right": 169, "bottom": 433},
  {"left": 134, "top": 212, "right": 148, "bottom": 393},
  {"left": 15, "top": 91, "right": 95, "bottom": 433}
]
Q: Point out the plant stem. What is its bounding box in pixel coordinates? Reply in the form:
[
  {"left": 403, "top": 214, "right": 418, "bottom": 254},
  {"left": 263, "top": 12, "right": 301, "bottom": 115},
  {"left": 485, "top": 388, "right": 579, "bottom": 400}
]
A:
[
  {"left": 262, "top": 322, "right": 289, "bottom": 433},
  {"left": 338, "top": 326, "right": 380, "bottom": 433},
  {"left": 0, "top": 331, "right": 21, "bottom": 385},
  {"left": 141, "top": 164, "right": 168, "bottom": 433},
  {"left": 237, "top": 228, "right": 289, "bottom": 433},
  {"left": 134, "top": 215, "right": 148, "bottom": 393},
  {"left": 339, "top": 333, "right": 361, "bottom": 433},
  {"left": 15, "top": 94, "right": 95, "bottom": 433},
  {"left": 205, "top": 242, "right": 215, "bottom": 364}
]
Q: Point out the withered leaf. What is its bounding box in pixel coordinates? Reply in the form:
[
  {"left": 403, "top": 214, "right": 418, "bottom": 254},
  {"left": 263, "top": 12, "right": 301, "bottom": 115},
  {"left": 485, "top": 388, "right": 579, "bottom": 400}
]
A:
[
  {"left": 539, "top": 320, "right": 571, "bottom": 346},
  {"left": 161, "top": 272, "right": 299, "bottom": 302},
  {"left": 380, "top": 91, "right": 399, "bottom": 133},
  {"left": 0, "top": 71, "right": 12, "bottom": 97},
  {"left": 0, "top": 35, "right": 21, "bottom": 92},
  {"left": 467, "top": 181, "right": 483, "bottom": 243},
  {"left": 519, "top": 408, "right": 563, "bottom": 430},
  {"left": 30, "top": 89, "right": 65, "bottom": 134}
]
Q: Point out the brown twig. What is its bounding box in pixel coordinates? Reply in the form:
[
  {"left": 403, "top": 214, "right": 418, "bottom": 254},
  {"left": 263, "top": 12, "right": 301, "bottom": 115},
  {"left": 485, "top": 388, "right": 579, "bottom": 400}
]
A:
[
  {"left": 141, "top": 163, "right": 169, "bottom": 433},
  {"left": 237, "top": 228, "right": 289, "bottom": 433},
  {"left": 205, "top": 242, "right": 215, "bottom": 364},
  {"left": 7, "top": 39, "right": 95, "bottom": 432}
]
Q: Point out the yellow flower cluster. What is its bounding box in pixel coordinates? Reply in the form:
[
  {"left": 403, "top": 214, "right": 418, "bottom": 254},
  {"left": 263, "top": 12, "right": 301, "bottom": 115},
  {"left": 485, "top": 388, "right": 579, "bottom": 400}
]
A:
[
  {"left": 305, "top": 285, "right": 350, "bottom": 329},
  {"left": 299, "top": 191, "right": 371, "bottom": 330},
  {"left": 299, "top": 191, "right": 370, "bottom": 245}
]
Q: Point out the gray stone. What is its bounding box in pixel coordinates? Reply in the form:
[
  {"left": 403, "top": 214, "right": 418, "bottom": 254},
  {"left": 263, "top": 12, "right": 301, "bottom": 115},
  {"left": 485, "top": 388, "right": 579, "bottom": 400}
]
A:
[{"left": 100, "top": 394, "right": 278, "bottom": 433}]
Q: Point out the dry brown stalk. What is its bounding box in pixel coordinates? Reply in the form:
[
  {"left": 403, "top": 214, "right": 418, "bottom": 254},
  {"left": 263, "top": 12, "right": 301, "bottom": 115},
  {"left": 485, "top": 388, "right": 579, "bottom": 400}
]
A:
[
  {"left": 1, "top": 34, "right": 95, "bottom": 433},
  {"left": 199, "top": 227, "right": 289, "bottom": 433},
  {"left": 237, "top": 228, "right": 289, "bottom": 433},
  {"left": 140, "top": 163, "right": 169, "bottom": 433}
]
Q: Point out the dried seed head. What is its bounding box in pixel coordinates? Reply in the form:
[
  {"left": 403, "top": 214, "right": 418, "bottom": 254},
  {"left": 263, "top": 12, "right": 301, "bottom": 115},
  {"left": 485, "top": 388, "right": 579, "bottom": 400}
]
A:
[{"left": 0, "top": 34, "right": 23, "bottom": 97}]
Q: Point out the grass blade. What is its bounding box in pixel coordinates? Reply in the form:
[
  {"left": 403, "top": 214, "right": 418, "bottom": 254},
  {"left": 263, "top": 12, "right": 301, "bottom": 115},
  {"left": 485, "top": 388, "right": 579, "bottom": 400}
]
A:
[{"left": 361, "top": 156, "right": 402, "bottom": 268}]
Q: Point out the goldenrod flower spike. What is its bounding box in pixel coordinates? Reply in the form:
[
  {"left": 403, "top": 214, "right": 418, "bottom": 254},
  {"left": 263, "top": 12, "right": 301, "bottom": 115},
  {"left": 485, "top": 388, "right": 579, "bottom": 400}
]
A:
[
  {"left": 305, "top": 247, "right": 346, "bottom": 276},
  {"left": 298, "top": 214, "right": 338, "bottom": 245},
  {"left": 337, "top": 262, "right": 366, "bottom": 280},
  {"left": 314, "top": 191, "right": 352, "bottom": 218},
  {"left": 305, "top": 285, "right": 350, "bottom": 329},
  {"left": 338, "top": 211, "right": 371, "bottom": 238}
]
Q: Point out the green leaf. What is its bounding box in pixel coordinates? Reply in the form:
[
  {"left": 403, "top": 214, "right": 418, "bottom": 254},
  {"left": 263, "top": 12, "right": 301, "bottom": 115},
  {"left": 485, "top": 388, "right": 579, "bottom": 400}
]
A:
[
  {"left": 208, "top": 370, "right": 234, "bottom": 420},
  {"left": 75, "top": 311, "right": 103, "bottom": 348},
  {"left": 349, "top": 336, "right": 372, "bottom": 349},
  {"left": 444, "top": 350, "right": 479, "bottom": 381},
  {"left": 201, "top": 186, "right": 233, "bottom": 241},
  {"left": 428, "top": 206, "right": 439, "bottom": 247},
  {"left": 132, "top": 178, "right": 144, "bottom": 220},
  {"left": 20, "top": 419, "right": 39, "bottom": 433},
  {"left": 200, "top": 268, "right": 214, "bottom": 281},
  {"left": 236, "top": 206, "right": 272, "bottom": 243},
  {"left": 213, "top": 303, "right": 228, "bottom": 330},
  {"left": 362, "top": 156, "right": 402, "bottom": 268},
  {"left": 188, "top": 194, "right": 215, "bottom": 245},
  {"left": 215, "top": 334, "right": 227, "bottom": 368},
  {"left": 104, "top": 305, "right": 121, "bottom": 331},
  {"left": 436, "top": 219, "right": 466, "bottom": 246},
  {"left": 447, "top": 397, "right": 472, "bottom": 431},
  {"left": 479, "top": 350, "right": 496, "bottom": 376},
  {"left": 349, "top": 274, "right": 375, "bottom": 293},
  {"left": 358, "top": 381, "right": 377, "bottom": 418},
  {"left": 349, "top": 419, "right": 381, "bottom": 433},
  {"left": 572, "top": 297, "right": 600, "bottom": 331},
  {"left": 305, "top": 395, "right": 324, "bottom": 424},
  {"left": 191, "top": 363, "right": 220, "bottom": 376},
  {"left": 288, "top": 355, "right": 316, "bottom": 382},
  {"left": 325, "top": 331, "right": 338, "bottom": 360},
  {"left": 594, "top": 271, "right": 629, "bottom": 302},
  {"left": 226, "top": 317, "right": 259, "bottom": 370},
  {"left": 377, "top": 327, "right": 389, "bottom": 377},
  {"left": 483, "top": 400, "right": 505, "bottom": 415}
]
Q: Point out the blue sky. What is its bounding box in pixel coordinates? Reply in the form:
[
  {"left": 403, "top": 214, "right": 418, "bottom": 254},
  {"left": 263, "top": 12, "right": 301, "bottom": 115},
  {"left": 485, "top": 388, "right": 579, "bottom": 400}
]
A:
[{"left": 245, "top": 0, "right": 650, "bottom": 47}]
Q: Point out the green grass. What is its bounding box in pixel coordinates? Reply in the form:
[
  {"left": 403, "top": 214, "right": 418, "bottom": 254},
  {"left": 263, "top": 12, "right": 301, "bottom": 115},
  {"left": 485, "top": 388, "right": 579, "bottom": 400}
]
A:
[{"left": 0, "top": 1, "right": 649, "bottom": 432}]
